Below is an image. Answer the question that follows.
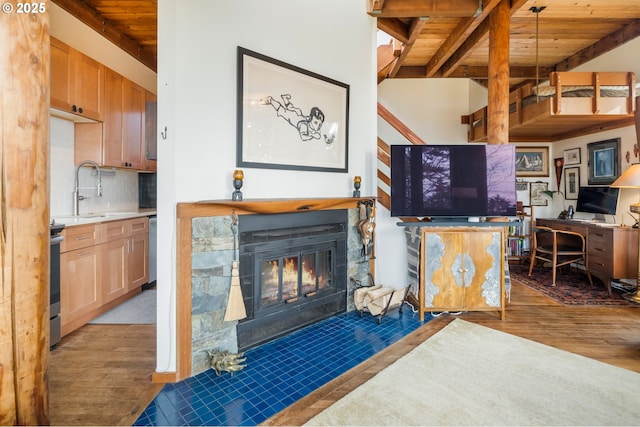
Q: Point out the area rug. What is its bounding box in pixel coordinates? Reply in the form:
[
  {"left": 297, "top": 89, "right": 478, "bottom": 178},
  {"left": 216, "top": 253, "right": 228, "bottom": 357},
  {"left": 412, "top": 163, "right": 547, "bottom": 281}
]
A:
[
  {"left": 509, "top": 263, "right": 638, "bottom": 306},
  {"left": 89, "top": 289, "right": 156, "bottom": 324},
  {"left": 305, "top": 319, "right": 640, "bottom": 426}
]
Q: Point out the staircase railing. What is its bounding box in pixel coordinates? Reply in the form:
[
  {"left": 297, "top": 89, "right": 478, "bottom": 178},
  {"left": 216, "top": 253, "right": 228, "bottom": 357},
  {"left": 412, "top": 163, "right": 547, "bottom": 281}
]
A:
[{"left": 376, "top": 102, "right": 427, "bottom": 217}]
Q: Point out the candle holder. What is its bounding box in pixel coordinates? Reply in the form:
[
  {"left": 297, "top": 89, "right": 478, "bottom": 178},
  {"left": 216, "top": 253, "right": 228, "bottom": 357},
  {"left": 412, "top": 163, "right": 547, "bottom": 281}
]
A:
[
  {"left": 232, "top": 169, "right": 244, "bottom": 201},
  {"left": 353, "top": 176, "right": 361, "bottom": 198}
]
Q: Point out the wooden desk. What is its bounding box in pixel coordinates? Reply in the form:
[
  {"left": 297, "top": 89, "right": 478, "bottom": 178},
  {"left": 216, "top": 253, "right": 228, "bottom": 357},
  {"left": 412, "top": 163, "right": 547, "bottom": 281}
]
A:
[{"left": 535, "top": 218, "right": 638, "bottom": 294}]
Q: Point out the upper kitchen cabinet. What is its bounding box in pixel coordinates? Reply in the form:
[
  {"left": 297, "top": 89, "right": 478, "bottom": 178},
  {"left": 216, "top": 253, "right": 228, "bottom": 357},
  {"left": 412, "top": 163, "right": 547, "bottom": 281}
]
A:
[
  {"left": 51, "top": 38, "right": 104, "bottom": 122},
  {"left": 102, "top": 68, "right": 145, "bottom": 169},
  {"left": 75, "top": 68, "right": 153, "bottom": 171},
  {"left": 142, "top": 91, "right": 157, "bottom": 172}
]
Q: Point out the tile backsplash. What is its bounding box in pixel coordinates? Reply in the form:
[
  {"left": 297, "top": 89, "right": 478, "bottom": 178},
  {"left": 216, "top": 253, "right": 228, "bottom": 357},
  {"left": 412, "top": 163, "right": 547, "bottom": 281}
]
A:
[{"left": 50, "top": 116, "right": 139, "bottom": 217}]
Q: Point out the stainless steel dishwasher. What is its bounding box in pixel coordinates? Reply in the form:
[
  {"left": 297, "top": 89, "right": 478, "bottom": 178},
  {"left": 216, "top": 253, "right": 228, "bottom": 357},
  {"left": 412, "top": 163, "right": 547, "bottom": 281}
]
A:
[{"left": 148, "top": 215, "right": 157, "bottom": 283}]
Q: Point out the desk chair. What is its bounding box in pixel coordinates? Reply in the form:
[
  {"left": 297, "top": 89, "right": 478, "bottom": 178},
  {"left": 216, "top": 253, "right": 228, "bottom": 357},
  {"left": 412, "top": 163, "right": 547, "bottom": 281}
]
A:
[{"left": 528, "top": 226, "right": 593, "bottom": 287}]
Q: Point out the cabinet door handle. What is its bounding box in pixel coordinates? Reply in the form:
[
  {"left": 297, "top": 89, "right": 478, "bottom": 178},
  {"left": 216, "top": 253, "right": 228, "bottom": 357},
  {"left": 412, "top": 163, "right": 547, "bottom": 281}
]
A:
[
  {"left": 594, "top": 247, "right": 605, "bottom": 252},
  {"left": 71, "top": 104, "right": 77, "bottom": 112},
  {"left": 76, "top": 250, "right": 94, "bottom": 257}
]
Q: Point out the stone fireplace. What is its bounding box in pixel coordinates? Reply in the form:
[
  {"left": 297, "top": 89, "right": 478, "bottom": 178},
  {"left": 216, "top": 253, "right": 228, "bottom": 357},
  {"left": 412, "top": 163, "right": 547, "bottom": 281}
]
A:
[
  {"left": 237, "top": 210, "right": 348, "bottom": 350},
  {"left": 188, "top": 201, "right": 371, "bottom": 376}
]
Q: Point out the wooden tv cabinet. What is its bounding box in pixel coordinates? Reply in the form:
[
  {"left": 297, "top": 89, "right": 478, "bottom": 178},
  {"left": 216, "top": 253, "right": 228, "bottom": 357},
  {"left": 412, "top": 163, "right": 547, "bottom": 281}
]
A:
[
  {"left": 535, "top": 218, "right": 638, "bottom": 294},
  {"left": 415, "top": 226, "right": 506, "bottom": 321}
]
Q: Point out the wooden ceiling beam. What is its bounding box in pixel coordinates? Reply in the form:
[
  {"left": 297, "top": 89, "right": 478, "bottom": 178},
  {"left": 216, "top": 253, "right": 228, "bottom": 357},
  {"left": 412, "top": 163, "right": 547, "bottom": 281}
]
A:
[
  {"left": 388, "top": 18, "right": 428, "bottom": 78},
  {"left": 368, "top": 0, "right": 482, "bottom": 18},
  {"left": 394, "top": 65, "right": 554, "bottom": 80},
  {"left": 425, "top": 0, "right": 502, "bottom": 77},
  {"left": 555, "top": 19, "right": 640, "bottom": 72},
  {"left": 446, "top": 65, "right": 555, "bottom": 79},
  {"left": 51, "top": 0, "right": 156, "bottom": 72},
  {"left": 438, "top": 0, "right": 532, "bottom": 78},
  {"left": 377, "top": 18, "right": 411, "bottom": 43},
  {"left": 438, "top": 17, "right": 490, "bottom": 77}
]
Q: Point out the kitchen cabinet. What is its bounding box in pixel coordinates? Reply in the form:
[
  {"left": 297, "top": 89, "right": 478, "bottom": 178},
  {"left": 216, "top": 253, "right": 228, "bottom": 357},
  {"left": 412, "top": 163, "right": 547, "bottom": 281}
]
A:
[
  {"left": 75, "top": 69, "right": 148, "bottom": 170},
  {"left": 60, "top": 224, "right": 103, "bottom": 336},
  {"left": 60, "top": 216, "right": 150, "bottom": 336},
  {"left": 126, "top": 217, "right": 149, "bottom": 290},
  {"left": 418, "top": 227, "right": 505, "bottom": 321},
  {"left": 142, "top": 90, "right": 158, "bottom": 172},
  {"left": 102, "top": 72, "right": 145, "bottom": 169},
  {"left": 122, "top": 79, "right": 146, "bottom": 170},
  {"left": 50, "top": 37, "right": 104, "bottom": 121},
  {"left": 102, "top": 68, "right": 125, "bottom": 167},
  {"left": 100, "top": 217, "right": 149, "bottom": 300}
]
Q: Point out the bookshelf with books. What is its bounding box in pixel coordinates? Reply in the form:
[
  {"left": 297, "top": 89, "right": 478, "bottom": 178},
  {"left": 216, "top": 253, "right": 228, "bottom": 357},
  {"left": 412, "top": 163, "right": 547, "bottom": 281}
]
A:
[{"left": 507, "top": 203, "right": 533, "bottom": 263}]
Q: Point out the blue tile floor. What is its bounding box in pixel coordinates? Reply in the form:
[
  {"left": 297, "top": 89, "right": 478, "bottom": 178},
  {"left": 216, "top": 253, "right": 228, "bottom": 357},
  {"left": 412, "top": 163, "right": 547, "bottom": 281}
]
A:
[{"left": 134, "top": 307, "right": 428, "bottom": 426}]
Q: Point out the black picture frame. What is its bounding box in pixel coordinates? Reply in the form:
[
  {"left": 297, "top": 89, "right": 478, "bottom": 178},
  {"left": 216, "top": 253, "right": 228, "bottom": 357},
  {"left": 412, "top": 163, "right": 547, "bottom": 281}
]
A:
[
  {"left": 564, "top": 167, "right": 580, "bottom": 200},
  {"left": 587, "top": 138, "right": 620, "bottom": 185},
  {"left": 236, "top": 47, "right": 350, "bottom": 172}
]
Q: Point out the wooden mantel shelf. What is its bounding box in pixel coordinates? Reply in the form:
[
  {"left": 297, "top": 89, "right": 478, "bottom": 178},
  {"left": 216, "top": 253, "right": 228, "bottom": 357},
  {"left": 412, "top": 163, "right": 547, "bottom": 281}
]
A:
[{"left": 177, "top": 197, "right": 376, "bottom": 219}]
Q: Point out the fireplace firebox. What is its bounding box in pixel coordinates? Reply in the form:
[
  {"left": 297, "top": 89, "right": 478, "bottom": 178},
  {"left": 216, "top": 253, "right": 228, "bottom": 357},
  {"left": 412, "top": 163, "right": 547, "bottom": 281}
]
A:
[{"left": 237, "top": 210, "right": 347, "bottom": 350}]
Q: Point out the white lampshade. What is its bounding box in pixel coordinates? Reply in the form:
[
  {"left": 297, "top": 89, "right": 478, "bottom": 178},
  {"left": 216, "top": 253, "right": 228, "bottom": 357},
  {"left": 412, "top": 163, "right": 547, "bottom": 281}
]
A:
[{"left": 611, "top": 163, "right": 640, "bottom": 188}]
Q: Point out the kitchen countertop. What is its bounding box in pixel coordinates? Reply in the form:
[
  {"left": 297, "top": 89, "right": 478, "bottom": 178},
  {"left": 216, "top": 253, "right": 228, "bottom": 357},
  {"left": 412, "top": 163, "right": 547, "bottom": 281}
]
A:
[{"left": 51, "top": 208, "right": 157, "bottom": 227}]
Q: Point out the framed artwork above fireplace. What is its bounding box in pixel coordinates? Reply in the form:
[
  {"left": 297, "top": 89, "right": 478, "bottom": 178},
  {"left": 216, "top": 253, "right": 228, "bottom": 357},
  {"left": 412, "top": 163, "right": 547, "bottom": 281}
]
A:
[{"left": 236, "top": 47, "right": 350, "bottom": 173}]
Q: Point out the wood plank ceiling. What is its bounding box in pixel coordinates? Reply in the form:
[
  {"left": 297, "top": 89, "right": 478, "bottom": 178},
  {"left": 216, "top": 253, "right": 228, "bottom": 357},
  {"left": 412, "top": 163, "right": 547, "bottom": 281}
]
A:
[
  {"left": 51, "top": 0, "right": 640, "bottom": 90},
  {"left": 51, "top": 0, "right": 157, "bottom": 72},
  {"left": 373, "top": 0, "right": 640, "bottom": 87}
]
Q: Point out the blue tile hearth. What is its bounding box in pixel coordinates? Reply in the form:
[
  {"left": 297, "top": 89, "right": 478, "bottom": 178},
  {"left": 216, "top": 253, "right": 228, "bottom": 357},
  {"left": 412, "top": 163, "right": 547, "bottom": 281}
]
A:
[{"left": 134, "top": 308, "right": 427, "bottom": 426}]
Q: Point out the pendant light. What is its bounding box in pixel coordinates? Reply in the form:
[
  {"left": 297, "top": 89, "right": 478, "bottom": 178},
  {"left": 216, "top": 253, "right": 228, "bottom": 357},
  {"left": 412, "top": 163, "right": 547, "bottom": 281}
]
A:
[{"left": 530, "top": 6, "right": 546, "bottom": 101}]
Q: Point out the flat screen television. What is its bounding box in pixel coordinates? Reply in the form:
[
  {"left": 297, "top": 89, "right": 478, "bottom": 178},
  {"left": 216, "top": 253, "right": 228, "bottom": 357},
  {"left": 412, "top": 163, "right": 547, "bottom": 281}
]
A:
[
  {"left": 390, "top": 144, "right": 517, "bottom": 218},
  {"left": 575, "top": 186, "right": 619, "bottom": 215}
]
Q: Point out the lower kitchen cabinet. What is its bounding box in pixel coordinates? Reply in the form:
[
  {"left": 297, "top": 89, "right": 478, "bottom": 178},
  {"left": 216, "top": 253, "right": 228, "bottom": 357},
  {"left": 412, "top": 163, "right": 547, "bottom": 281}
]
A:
[
  {"left": 101, "top": 238, "right": 128, "bottom": 302},
  {"left": 60, "top": 243, "right": 103, "bottom": 335},
  {"left": 60, "top": 216, "right": 150, "bottom": 336},
  {"left": 128, "top": 232, "right": 149, "bottom": 290}
]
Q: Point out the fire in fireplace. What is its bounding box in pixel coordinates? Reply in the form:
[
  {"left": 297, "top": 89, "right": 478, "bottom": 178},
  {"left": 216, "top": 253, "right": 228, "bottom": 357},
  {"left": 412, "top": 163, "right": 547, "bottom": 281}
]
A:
[{"left": 237, "top": 210, "right": 348, "bottom": 351}]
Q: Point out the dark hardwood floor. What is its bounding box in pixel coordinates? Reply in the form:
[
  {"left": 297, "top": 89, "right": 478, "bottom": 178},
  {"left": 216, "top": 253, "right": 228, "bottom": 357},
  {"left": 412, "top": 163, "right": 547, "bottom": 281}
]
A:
[{"left": 48, "top": 280, "right": 640, "bottom": 426}]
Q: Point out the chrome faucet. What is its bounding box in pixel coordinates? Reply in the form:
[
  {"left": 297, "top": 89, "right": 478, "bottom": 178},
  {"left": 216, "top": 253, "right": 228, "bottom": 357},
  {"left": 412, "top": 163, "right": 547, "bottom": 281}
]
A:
[{"left": 72, "top": 160, "right": 103, "bottom": 216}]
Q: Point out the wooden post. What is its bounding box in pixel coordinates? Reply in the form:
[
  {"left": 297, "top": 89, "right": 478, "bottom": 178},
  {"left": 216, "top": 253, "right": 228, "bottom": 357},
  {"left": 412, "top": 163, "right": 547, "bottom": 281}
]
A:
[
  {"left": 487, "top": 0, "right": 510, "bottom": 145},
  {"left": 0, "top": 2, "right": 51, "bottom": 424}
]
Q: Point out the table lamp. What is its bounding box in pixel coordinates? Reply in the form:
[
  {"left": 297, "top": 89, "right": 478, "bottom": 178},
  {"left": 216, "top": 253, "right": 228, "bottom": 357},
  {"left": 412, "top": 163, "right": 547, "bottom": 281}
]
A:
[{"left": 610, "top": 163, "right": 640, "bottom": 303}]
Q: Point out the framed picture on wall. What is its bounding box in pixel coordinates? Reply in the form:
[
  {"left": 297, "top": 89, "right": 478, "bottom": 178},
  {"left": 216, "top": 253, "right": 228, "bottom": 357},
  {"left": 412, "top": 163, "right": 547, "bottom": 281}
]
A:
[
  {"left": 563, "top": 148, "right": 581, "bottom": 165},
  {"left": 564, "top": 167, "right": 580, "bottom": 200},
  {"left": 515, "top": 147, "right": 549, "bottom": 177},
  {"left": 236, "top": 47, "right": 350, "bottom": 172},
  {"left": 530, "top": 181, "right": 549, "bottom": 206},
  {"left": 587, "top": 138, "right": 620, "bottom": 185}
]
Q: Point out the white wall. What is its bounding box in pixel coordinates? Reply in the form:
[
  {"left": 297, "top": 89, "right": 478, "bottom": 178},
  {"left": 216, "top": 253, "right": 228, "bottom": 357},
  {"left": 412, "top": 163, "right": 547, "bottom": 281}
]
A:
[{"left": 156, "top": 0, "right": 377, "bottom": 373}]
